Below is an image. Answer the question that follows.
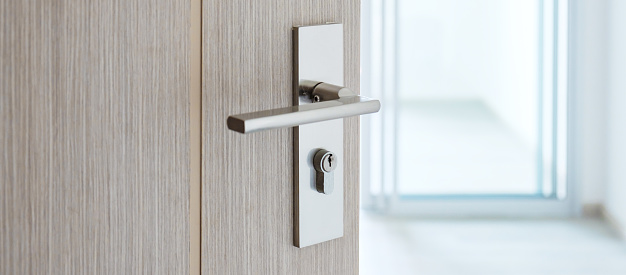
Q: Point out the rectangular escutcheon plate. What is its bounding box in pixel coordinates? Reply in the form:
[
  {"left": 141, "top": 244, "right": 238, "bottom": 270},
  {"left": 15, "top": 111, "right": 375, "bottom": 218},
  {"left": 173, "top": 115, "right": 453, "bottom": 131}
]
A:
[{"left": 293, "top": 23, "right": 344, "bottom": 248}]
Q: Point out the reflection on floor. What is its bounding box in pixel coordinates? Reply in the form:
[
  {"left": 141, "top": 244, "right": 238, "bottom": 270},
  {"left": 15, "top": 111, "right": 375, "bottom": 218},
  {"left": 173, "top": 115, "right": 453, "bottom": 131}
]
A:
[
  {"left": 360, "top": 212, "right": 626, "bottom": 275},
  {"left": 397, "top": 100, "right": 536, "bottom": 195}
]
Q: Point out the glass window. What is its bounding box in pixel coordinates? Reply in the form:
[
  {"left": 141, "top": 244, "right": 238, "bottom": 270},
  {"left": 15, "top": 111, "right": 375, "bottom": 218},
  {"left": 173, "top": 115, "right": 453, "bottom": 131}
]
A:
[{"left": 361, "top": 0, "right": 569, "bottom": 211}]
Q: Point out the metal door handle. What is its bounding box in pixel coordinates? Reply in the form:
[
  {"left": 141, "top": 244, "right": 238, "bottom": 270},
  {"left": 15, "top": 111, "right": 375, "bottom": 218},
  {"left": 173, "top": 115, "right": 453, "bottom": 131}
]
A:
[
  {"left": 225, "top": 23, "right": 380, "bottom": 248},
  {"left": 226, "top": 81, "right": 380, "bottom": 134}
]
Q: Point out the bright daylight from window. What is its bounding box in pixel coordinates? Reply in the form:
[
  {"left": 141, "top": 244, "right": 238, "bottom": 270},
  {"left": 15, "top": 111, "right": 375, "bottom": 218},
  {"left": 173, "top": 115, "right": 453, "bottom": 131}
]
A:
[
  {"left": 396, "top": 1, "right": 539, "bottom": 195},
  {"left": 360, "top": 0, "right": 626, "bottom": 274}
]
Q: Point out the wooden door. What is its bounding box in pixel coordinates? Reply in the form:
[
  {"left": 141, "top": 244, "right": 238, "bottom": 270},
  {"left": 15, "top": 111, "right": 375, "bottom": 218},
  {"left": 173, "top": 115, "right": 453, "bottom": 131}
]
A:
[
  {"left": 202, "top": 0, "right": 361, "bottom": 274},
  {"left": 1, "top": 1, "right": 190, "bottom": 273},
  {"left": 1, "top": 0, "right": 360, "bottom": 273}
]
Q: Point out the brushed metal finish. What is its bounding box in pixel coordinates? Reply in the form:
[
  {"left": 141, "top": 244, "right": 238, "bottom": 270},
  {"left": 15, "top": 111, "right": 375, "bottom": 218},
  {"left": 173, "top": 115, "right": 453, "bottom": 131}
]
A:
[
  {"left": 295, "top": 118, "right": 343, "bottom": 247},
  {"left": 312, "top": 83, "right": 358, "bottom": 101},
  {"left": 222, "top": 23, "right": 379, "bottom": 248},
  {"left": 227, "top": 95, "right": 379, "bottom": 134},
  {"left": 202, "top": 0, "right": 361, "bottom": 272},
  {"left": 313, "top": 149, "right": 336, "bottom": 194},
  {"left": 294, "top": 23, "right": 345, "bottom": 248},
  {"left": 0, "top": 1, "right": 190, "bottom": 273}
]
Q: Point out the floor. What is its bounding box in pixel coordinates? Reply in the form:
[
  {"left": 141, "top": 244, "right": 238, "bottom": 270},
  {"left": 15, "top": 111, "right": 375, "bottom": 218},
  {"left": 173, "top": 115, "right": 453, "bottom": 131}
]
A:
[
  {"left": 360, "top": 213, "right": 626, "bottom": 275},
  {"left": 397, "top": 100, "right": 537, "bottom": 195}
]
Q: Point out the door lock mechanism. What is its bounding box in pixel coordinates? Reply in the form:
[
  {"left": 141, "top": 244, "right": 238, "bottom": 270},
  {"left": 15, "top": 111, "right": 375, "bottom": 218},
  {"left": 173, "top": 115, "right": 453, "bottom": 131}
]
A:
[
  {"left": 313, "top": 149, "right": 337, "bottom": 194},
  {"left": 224, "top": 23, "right": 380, "bottom": 248}
]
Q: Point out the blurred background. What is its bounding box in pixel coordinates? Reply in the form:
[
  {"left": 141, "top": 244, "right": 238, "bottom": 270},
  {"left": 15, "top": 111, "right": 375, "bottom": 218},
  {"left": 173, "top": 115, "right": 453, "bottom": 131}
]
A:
[{"left": 359, "top": 0, "right": 626, "bottom": 274}]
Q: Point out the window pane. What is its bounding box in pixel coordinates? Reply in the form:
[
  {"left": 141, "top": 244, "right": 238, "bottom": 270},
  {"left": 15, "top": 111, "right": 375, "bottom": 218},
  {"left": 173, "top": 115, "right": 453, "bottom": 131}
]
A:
[{"left": 396, "top": 0, "right": 541, "bottom": 195}]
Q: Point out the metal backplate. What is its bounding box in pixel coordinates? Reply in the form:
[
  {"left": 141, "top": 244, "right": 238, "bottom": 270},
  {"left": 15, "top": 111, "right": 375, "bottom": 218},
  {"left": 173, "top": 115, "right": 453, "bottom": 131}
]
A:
[{"left": 293, "top": 24, "right": 344, "bottom": 248}]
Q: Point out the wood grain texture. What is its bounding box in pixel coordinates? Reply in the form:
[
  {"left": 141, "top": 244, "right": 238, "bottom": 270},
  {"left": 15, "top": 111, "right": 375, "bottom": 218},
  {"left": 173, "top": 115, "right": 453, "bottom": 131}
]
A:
[
  {"left": 190, "top": 0, "right": 203, "bottom": 274},
  {"left": 202, "top": 0, "right": 360, "bottom": 274},
  {"left": 0, "top": 1, "right": 190, "bottom": 274}
]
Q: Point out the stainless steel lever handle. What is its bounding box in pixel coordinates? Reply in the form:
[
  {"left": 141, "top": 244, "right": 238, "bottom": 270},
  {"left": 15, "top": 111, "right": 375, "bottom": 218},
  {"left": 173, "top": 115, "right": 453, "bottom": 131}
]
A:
[
  {"left": 226, "top": 82, "right": 380, "bottom": 134},
  {"left": 227, "top": 23, "right": 379, "bottom": 248}
]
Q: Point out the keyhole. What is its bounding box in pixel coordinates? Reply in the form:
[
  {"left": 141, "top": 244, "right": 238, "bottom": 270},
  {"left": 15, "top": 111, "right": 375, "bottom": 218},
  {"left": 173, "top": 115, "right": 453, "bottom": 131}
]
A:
[
  {"left": 322, "top": 153, "right": 335, "bottom": 172},
  {"left": 314, "top": 149, "right": 336, "bottom": 173}
]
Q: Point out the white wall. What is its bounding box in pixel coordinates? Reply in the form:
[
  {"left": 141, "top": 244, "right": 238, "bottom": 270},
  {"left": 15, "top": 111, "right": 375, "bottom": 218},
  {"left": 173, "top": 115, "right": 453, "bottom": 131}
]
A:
[
  {"left": 576, "top": 0, "right": 626, "bottom": 235},
  {"left": 572, "top": 0, "right": 626, "bottom": 238},
  {"left": 572, "top": 0, "right": 607, "bottom": 205},
  {"left": 605, "top": 0, "right": 626, "bottom": 237}
]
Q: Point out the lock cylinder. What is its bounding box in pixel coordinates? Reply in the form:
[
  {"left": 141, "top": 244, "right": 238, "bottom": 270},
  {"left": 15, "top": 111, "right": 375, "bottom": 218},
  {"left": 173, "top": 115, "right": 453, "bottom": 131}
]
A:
[{"left": 313, "top": 149, "right": 337, "bottom": 194}]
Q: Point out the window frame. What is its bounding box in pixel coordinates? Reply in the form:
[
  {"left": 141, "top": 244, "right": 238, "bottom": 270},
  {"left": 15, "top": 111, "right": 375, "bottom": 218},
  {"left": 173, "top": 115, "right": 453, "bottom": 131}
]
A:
[{"left": 360, "top": 0, "right": 580, "bottom": 217}]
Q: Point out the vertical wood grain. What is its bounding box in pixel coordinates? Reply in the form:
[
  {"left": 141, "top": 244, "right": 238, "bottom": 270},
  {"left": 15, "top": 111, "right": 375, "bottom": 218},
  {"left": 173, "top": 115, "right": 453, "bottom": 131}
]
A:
[
  {"left": 0, "top": 1, "right": 190, "bottom": 273},
  {"left": 202, "top": 0, "right": 360, "bottom": 274},
  {"left": 190, "top": 0, "right": 203, "bottom": 274}
]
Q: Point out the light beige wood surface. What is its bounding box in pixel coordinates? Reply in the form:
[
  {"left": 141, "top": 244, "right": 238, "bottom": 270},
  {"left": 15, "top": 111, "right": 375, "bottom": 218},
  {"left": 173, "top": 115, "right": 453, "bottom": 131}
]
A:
[
  {"left": 0, "top": 1, "right": 190, "bottom": 273},
  {"left": 202, "top": 0, "right": 360, "bottom": 274},
  {"left": 190, "top": 0, "right": 203, "bottom": 274}
]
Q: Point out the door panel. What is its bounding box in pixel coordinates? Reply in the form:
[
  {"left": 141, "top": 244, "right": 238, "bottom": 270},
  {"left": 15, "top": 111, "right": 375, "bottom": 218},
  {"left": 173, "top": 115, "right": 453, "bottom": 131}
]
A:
[
  {"left": 202, "top": 0, "right": 360, "bottom": 274},
  {"left": 0, "top": 1, "right": 189, "bottom": 273}
]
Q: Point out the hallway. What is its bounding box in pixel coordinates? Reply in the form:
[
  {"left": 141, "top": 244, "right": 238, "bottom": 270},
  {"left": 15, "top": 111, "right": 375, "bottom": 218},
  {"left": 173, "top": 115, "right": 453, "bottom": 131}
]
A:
[{"left": 361, "top": 213, "right": 626, "bottom": 275}]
